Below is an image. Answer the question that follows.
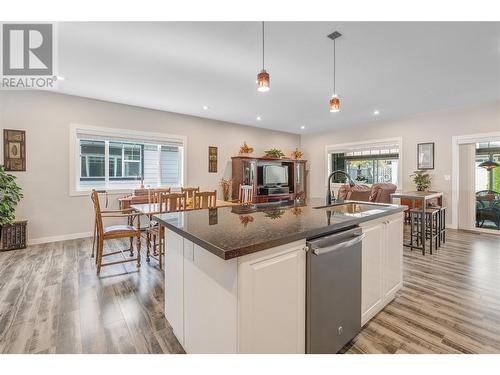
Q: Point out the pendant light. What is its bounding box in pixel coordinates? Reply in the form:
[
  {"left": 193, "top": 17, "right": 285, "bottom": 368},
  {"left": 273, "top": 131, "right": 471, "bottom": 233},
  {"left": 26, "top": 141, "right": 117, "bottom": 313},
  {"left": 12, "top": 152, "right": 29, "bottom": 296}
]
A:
[
  {"left": 478, "top": 158, "right": 499, "bottom": 171},
  {"left": 257, "top": 21, "right": 270, "bottom": 92},
  {"left": 328, "top": 31, "right": 342, "bottom": 112}
]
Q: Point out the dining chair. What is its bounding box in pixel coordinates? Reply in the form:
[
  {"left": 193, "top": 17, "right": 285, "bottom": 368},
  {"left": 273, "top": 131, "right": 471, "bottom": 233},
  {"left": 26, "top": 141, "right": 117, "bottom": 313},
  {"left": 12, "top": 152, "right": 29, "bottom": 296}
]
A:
[
  {"left": 147, "top": 187, "right": 171, "bottom": 204},
  {"left": 238, "top": 184, "right": 254, "bottom": 204},
  {"left": 91, "top": 190, "right": 109, "bottom": 259},
  {"left": 193, "top": 190, "right": 217, "bottom": 209},
  {"left": 91, "top": 190, "right": 142, "bottom": 275},
  {"left": 181, "top": 186, "right": 200, "bottom": 207},
  {"left": 146, "top": 192, "right": 187, "bottom": 268}
]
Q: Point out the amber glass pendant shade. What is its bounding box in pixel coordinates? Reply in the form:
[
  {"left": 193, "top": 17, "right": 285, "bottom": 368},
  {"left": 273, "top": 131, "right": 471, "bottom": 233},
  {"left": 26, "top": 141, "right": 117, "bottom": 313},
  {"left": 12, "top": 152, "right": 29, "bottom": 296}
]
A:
[
  {"left": 329, "top": 96, "right": 340, "bottom": 112},
  {"left": 257, "top": 69, "right": 270, "bottom": 92}
]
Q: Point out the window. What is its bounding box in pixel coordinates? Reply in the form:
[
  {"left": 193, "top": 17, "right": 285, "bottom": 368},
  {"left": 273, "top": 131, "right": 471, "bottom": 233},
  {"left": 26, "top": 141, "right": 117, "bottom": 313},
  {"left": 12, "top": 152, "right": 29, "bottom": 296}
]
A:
[
  {"left": 71, "top": 125, "right": 185, "bottom": 193},
  {"left": 327, "top": 141, "right": 401, "bottom": 186}
]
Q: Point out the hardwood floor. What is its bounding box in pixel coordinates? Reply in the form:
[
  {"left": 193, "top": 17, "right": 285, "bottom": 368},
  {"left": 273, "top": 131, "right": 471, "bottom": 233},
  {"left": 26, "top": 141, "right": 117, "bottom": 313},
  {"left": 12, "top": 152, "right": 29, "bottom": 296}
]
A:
[
  {"left": 0, "top": 228, "right": 498, "bottom": 354},
  {"left": 0, "top": 238, "right": 184, "bottom": 354},
  {"left": 342, "top": 229, "right": 500, "bottom": 354}
]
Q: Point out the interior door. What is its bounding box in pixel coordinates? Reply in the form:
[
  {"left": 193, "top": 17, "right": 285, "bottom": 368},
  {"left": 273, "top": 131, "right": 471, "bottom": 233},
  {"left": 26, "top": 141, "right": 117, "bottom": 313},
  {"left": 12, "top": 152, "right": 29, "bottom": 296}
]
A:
[{"left": 458, "top": 143, "right": 477, "bottom": 230}]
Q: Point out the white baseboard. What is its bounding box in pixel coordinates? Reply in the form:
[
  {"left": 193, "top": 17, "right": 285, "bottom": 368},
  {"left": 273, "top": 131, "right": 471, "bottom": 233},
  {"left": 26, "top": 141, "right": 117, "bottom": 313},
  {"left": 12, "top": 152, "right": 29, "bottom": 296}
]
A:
[{"left": 29, "top": 231, "right": 93, "bottom": 246}]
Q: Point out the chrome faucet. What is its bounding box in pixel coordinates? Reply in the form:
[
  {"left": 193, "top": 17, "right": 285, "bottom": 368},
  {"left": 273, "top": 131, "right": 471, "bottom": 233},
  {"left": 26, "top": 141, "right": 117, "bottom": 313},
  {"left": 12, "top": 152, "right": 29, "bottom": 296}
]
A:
[{"left": 326, "top": 170, "right": 356, "bottom": 205}]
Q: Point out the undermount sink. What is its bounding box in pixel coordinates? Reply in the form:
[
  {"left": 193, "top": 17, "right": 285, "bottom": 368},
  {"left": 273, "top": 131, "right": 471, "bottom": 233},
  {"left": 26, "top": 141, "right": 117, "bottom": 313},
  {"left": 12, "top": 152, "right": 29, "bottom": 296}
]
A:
[{"left": 314, "top": 202, "right": 384, "bottom": 214}]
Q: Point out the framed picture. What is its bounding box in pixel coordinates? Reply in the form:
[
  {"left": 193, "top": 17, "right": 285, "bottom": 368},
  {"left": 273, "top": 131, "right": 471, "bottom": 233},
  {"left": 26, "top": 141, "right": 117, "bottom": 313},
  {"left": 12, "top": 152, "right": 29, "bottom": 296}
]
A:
[
  {"left": 208, "top": 146, "right": 218, "bottom": 173},
  {"left": 417, "top": 142, "right": 434, "bottom": 170},
  {"left": 3, "top": 129, "right": 26, "bottom": 171}
]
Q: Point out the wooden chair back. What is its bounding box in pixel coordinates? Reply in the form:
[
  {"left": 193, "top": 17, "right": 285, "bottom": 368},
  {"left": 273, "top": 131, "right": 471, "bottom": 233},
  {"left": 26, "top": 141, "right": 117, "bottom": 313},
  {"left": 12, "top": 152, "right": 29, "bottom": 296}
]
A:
[
  {"left": 193, "top": 190, "right": 217, "bottom": 209},
  {"left": 160, "top": 192, "right": 187, "bottom": 212},
  {"left": 91, "top": 190, "right": 104, "bottom": 237},
  {"left": 238, "top": 184, "right": 254, "bottom": 204},
  {"left": 181, "top": 186, "right": 200, "bottom": 201},
  {"left": 148, "top": 188, "right": 172, "bottom": 204}
]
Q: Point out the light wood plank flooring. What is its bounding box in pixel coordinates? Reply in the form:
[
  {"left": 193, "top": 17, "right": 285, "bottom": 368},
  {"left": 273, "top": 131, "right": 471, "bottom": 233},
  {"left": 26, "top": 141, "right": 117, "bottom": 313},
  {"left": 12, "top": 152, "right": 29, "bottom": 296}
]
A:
[{"left": 0, "top": 229, "right": 499, "bottom": 354}]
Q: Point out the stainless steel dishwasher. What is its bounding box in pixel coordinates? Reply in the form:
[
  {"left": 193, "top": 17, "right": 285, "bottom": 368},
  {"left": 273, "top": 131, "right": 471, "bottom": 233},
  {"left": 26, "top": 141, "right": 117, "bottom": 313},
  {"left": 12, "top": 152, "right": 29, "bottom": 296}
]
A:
[{"left": 306, "top": 226, "right": 365, "bottom": 354}]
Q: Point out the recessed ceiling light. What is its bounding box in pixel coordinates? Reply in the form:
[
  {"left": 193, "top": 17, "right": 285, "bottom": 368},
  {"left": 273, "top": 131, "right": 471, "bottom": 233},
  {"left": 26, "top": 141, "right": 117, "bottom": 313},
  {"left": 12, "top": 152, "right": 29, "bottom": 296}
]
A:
[
  {"left": 202, "top": 105, "right": 209, "bottom": 110},
  {"left": 300, "top": 125, "right": 306, "bottom": 130},
  {"left": 256, "top": 116, "right": 262, "bottom": 121},
  {"left": 373, "top": 110, "right": 380, "bottom": 115}
]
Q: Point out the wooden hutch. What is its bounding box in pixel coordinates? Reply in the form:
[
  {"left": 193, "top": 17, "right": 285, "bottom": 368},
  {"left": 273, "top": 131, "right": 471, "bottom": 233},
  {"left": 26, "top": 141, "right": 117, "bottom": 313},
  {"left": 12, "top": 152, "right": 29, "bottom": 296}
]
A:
[{"left": 231, "top": 156, "right": 307, "bottom": 203}]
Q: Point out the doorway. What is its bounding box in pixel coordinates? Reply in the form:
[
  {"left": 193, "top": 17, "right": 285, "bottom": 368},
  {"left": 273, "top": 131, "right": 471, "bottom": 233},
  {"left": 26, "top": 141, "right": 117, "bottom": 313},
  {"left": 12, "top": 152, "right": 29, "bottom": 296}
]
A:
[
  {"left": 475, "top": 142, "right": 500, "bottom": 231},
  {"left": 453, "top": 133, "right": 500, "bottom": 233}
]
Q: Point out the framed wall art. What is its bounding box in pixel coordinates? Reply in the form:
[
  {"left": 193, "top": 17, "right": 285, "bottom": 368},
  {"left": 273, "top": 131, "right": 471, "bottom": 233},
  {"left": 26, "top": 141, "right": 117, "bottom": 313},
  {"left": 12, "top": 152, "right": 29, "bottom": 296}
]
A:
[
  {"left": 417, "top": 142, "right": 434, "bottom": 170},
  {"left": 208, "top": 146, "right": 218, "bottom": 173},
  {"left": 3, "top": 129, "right": 26, "bottom": 172}
]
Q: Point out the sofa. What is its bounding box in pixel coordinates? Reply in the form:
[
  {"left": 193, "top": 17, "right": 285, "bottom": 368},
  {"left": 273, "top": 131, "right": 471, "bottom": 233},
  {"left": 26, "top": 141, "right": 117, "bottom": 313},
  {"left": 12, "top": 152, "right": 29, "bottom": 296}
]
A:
[{"left": 337, "top": 183, "right": 397, "bottom": 204}]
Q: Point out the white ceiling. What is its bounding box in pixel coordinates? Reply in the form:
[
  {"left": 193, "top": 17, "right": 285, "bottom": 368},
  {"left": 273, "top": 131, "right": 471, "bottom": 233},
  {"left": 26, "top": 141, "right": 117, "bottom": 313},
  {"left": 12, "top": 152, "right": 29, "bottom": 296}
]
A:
[{"left": 55, "top": 22, "right": 500, "bottom": 134}]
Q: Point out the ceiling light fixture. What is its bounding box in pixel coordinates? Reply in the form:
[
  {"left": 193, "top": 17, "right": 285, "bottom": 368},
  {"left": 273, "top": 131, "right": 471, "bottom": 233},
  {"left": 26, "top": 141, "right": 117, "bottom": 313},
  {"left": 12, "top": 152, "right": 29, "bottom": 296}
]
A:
[
  {"left": 256, "top": 116, "right": 262, "bottom": 121},
  {"left": 373, "top": 110, "right": 380, "bottom": 115},
  {"left": 300, "top": 125, "right": 306, "bottom": 130},
  {"left": 328, "top": 31, "right": 342, "bottom": 113},
  {"left": 256, "top": 21, "right": 270, "bottom": 92},
  {"left": 202, "top": 105, "right": 209, "bottom": 110},
  {"left": 479, "top": 159, "right": 499, "bottom": 171}
]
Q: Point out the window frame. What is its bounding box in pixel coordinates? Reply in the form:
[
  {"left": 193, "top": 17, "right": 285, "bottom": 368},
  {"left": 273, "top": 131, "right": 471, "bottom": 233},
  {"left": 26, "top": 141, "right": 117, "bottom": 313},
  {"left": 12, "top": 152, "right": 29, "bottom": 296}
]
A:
[
  {"left": 69, "top": 123, "right": 187, "bottom": 196},
  {"left": 325, "top": 137, "right": 403, "bottom": 191}
]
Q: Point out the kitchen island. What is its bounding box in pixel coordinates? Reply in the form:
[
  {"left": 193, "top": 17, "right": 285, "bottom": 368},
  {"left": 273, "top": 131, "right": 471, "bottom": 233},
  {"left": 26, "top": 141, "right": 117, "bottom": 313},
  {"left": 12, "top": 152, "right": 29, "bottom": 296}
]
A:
[{"left": 154, "top": 199, "right": 405, "bottom": 354}]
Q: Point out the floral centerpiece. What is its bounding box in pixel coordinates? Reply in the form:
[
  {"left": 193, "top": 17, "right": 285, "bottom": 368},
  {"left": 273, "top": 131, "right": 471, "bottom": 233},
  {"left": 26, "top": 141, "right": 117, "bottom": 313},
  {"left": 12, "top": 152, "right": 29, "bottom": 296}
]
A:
[
  {"left": 291, "top": 148, "right": 303, "bottom": 160},
  {"left": 239, "top": 141, "right": 254, "bottom": 156},
  {"left": 219, "top": 178, "right": 232, "bottom": 201}
]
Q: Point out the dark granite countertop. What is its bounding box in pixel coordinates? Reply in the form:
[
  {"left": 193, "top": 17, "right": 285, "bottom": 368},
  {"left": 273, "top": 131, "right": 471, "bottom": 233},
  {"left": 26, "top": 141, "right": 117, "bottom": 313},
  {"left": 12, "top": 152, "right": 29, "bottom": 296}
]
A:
[{"left": 154, "top": 198, "right": 405, "bottom": 260}]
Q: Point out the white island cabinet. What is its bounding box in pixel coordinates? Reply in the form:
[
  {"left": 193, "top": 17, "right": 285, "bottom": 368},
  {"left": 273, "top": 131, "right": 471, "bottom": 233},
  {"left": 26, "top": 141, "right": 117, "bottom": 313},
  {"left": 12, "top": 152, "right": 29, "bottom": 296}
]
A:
[
  {"left": 360, "top": 212, "right": 403, "bottom": 325},
  {"left": 165, "top": 229, "right": 306, "bottom": 354},
  {"left": 164, "top": 211, "right": 403, "bottom": 354}
]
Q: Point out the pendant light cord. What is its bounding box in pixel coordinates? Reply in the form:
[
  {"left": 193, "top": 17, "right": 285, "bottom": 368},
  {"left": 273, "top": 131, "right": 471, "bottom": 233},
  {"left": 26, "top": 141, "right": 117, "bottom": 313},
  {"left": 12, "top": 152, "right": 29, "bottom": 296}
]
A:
[
  {"left": 333, "top": 38, "right": 336, "bottom": 95},
  {"left": 262, "top": 21, "right": 265, "bottom": 70}
]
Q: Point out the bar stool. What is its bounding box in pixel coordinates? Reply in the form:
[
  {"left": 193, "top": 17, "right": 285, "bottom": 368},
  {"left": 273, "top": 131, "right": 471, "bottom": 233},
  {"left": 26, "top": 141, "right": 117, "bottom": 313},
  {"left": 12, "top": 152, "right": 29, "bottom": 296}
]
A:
[
  {"left": 438, "top": 206, "right": 447, "bottom": 245},
  {"left": 409, "top": 208, "right": 440, "bottom": 254}
]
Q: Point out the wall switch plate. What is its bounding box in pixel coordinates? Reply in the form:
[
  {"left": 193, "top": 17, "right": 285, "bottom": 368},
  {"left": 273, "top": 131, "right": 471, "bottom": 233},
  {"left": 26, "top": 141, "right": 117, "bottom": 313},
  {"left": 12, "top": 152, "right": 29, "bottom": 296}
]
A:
[{"left": 444, "top": 174, "right": 451, "bottom": 181}]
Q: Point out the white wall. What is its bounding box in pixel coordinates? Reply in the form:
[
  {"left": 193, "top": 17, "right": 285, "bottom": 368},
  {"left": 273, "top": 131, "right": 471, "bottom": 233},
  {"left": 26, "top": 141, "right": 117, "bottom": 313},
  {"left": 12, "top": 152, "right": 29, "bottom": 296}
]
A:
[
  {"left": 0, "top": 91, "right": 299, "bottom": 243},
  {"left": 301, "top": 102, "right": 500, "bottom": 225},
  {"left": 2, "top": 90, "right": 498, "bottom": 242}
]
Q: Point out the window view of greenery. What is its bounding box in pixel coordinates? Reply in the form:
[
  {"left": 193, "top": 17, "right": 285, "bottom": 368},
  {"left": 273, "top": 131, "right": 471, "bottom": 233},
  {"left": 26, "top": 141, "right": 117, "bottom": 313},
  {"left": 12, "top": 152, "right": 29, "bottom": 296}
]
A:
[
  {"left": 79, "top": 139, "right": 182, "bottom": 189},
  {"left": 475, "top": 142, "right": 500, "bottom": 231},
  {"left": 330, "top": 146, "right": 399, "bottom": 185}
]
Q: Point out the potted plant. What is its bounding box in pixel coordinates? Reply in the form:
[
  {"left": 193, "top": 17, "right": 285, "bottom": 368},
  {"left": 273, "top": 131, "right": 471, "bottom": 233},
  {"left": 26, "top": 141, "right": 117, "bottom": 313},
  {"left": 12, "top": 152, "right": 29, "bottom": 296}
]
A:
[
  {"left": 0, "top": 165, "right": 25, "bottom": 250},
  {"left": 264, "top": 148, "right": 285, "bottom": 159},
  {"left": 411, "top": 170, "right": 432, "bottom": 192}
]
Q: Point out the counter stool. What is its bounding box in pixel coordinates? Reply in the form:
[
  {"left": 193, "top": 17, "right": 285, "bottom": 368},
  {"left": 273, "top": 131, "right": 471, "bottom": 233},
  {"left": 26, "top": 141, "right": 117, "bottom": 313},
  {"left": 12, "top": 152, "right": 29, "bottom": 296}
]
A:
[
  {"left": 438, "top": 206, "right": 447, "bottom": 245},
  {"left": 409, "top": 208, "right": 440, "bottom": 254}
]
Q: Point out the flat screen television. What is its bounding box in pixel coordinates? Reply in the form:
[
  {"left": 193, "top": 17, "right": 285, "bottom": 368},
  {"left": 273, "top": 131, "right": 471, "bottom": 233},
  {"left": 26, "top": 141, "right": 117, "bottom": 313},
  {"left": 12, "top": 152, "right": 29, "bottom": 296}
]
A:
[{"left": 263, "top": 165, "right": 288, "bottom": 186}]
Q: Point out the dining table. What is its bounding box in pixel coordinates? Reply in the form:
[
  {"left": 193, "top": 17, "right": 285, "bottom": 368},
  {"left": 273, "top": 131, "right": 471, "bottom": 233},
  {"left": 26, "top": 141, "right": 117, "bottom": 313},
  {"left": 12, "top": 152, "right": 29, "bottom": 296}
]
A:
[
  {"left": 131, "top": 200, "right": 237, "bottom": 216},
  {"left": 130, "top": 200, "right": 239, "bottom": 248},
  {"left": 390, "top": 191, "right": 443, "bottom": 254}
]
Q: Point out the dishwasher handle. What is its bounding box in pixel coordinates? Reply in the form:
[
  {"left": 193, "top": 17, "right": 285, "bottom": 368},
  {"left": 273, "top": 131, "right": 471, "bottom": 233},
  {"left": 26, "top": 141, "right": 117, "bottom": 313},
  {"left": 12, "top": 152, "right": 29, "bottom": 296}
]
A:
[{"left": 311, "top": 233, "right": 366, "bottom": 256}]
